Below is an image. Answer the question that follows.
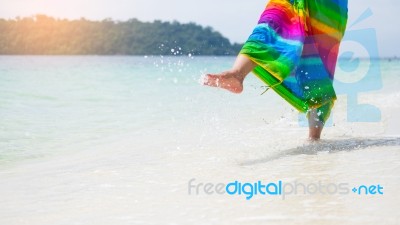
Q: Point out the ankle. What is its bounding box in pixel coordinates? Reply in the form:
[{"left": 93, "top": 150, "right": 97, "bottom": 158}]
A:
[
  {"left": 308, "top": 135, "right": 321, "bottom": 141},
  {"left": 308, "top": 127, "right": 322, "bottom": 140},
  {"left": 228, "top": 69, "right": 246, "bottom": 82}
]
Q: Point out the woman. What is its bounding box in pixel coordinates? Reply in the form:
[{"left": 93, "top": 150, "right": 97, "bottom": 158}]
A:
[{"left": 203, "top": 0, "right": 348, "bottom": 140}]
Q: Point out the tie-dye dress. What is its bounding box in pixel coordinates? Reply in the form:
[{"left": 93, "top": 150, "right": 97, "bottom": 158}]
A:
[{"left": 240, "top": 0, "right": 348, "bottom": 124}]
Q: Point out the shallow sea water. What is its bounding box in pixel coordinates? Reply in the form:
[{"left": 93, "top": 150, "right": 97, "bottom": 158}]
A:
[{"left": 0, "top": 56, "right": 399, "bottom": 224}]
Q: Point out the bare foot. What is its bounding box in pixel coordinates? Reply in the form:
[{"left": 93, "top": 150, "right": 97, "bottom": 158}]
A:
[
  {"left": 308, "top": 109, "right": 324, "bottom": 141},
  {"left": 308, "top": 126, "right": 323, "bottom": 141},
  {"left": 203, "top": 70, "right": 244, "bottom": 94}
]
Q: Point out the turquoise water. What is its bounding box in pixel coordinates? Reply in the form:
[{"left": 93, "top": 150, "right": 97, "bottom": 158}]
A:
[
  {"left": 0, "top": 56, "right": 293, "bottom": 164},
  {"left": 0, "top": 56, "right": 216, "bottom": 162},
  {"left": 1, "top": 56, "right": 399, "bottom": 164},
  {"left": 0, "top": 56, "right": 399, "bottom": 224}
]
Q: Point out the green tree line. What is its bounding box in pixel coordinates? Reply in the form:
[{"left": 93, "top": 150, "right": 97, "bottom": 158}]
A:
[{"left": 0, "top": 15, "right": 243, "bottom": 55}]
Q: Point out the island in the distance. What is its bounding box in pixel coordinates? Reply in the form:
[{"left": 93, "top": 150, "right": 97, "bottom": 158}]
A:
[{"left": 0, "top": 15, "right": 243, "bottom": 56}]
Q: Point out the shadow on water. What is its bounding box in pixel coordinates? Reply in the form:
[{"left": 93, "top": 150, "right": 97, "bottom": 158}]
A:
[{"left": 240, "top": 137, "right": 400, "bottom": 166}]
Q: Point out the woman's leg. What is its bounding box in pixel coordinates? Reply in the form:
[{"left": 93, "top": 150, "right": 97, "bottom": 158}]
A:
[
  {"left": 203, "top": 54, "right": 256, "bottom": 94},
  {"left": 308, "top": 109, "right": 324, "bottom": 140},
  {"left": 204, "top": 54, "right": 334, "bottom": 141},
  {"left": 308, "top": 101, "right": 334, "bottom": 140}
]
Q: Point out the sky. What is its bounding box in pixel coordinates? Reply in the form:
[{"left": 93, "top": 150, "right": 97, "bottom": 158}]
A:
[{"left": 1, "top": 0, "right": 399, "bottom": 57}]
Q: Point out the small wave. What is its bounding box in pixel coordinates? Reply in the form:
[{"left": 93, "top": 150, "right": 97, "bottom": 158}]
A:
[
  {"left": 299, "top": 137, "right": 400, "bottom": 152},
  {"left": 240, "top": 137, "right": 400, "bottom": 166}
]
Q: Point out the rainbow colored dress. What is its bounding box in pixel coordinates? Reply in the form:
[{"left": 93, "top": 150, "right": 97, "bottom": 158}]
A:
[{"left": 240, "top": 0, "right": 348, "bottom": 124}]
